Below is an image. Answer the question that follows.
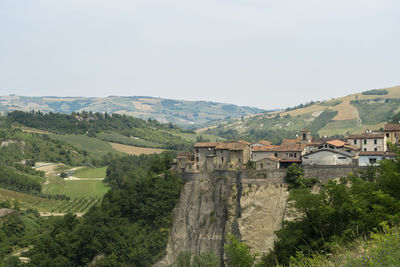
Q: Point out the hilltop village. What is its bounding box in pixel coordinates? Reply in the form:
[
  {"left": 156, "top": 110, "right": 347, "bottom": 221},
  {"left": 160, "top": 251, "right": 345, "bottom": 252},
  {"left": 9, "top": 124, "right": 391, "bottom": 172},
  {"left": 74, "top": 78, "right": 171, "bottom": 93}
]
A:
[{"left": 173, "top": 124, "right": 400, "bottom": 173}]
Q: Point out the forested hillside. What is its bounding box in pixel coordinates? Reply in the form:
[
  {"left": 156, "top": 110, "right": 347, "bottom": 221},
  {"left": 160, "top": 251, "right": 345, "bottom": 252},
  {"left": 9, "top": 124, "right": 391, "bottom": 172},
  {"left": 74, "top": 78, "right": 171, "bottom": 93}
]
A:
[
  {"left": 7, "top": 110, "right": 194, "bottom": 150},
  {"left": 201, "top": 85, "right": 400, "bottom": 143},
  {"left": 0, "top": 95, "right": 264, "bottom": 127},
  {"left": 9, "top": 153, "right": 183, "bottom": 266}
]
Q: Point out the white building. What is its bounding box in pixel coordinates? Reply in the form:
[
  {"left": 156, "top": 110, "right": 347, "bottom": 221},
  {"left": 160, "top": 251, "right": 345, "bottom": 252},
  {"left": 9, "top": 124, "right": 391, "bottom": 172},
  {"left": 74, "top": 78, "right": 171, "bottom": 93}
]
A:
[
  {"left": 358, "top": 151, "right": 395, "bottom": 166},
  {"left": 302, "top": 149, "right": 355, "bottom": 166}
]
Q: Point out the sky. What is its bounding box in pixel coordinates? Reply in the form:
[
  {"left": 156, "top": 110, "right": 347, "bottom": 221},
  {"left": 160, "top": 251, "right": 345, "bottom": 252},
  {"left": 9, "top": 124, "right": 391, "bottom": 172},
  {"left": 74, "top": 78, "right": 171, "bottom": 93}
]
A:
[{"left": 0, "top": 0, "right": 399, "bottom": 109}]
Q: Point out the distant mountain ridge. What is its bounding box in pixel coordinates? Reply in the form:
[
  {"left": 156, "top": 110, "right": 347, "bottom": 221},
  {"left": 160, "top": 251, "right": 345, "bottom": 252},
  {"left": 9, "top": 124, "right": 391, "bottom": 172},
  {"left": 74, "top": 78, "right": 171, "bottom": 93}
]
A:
[
  {"left": 0, "top": 95, "right": 264, "bottom": 128},
  {"left": 200, "top": 85, "right": 400, "bottom": 142}
]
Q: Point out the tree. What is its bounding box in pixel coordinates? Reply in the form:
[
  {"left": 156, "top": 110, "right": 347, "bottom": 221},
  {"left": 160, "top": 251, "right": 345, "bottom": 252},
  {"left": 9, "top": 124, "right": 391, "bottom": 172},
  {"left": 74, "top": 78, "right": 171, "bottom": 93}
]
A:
[{"left": 225, "top": 234, "right": 258, "bottom": 267}]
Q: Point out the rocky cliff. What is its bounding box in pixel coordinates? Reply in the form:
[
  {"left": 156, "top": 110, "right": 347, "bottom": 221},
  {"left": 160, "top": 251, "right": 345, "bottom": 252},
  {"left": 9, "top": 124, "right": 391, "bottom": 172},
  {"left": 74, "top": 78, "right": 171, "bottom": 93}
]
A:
[{"left": 154, "top": 171, "right": 291, "bottom": 266}]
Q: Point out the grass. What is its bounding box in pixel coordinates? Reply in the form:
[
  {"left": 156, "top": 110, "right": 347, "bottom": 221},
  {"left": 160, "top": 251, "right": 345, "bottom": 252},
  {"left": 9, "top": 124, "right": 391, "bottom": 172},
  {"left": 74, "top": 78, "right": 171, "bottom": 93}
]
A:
[
  {"left": 0, "top": 187, "right": 104, "bottom": 213},
  {"left": 48, "top": 134, "right": 117, "bottom": 155},
  {"left": 169, "top": 130, "right": 226, "bottom": 142},
  {"left": 289, "top": 224, "right": 400, "bottom": 267},
  {"left": 42, "top": 176, "right": 109, "bottom": 198},
  {"left": 97, "top": 131, "right": 163, "bottom": 148},
  {"left": 0, "top": 187, "right": 60, "bottom": 212},
  {"left": 74, "top": 166, "right": 107, "bottom": 178},
  {"left": 109, "top": 142, "right": 165, "bottom": 155}
]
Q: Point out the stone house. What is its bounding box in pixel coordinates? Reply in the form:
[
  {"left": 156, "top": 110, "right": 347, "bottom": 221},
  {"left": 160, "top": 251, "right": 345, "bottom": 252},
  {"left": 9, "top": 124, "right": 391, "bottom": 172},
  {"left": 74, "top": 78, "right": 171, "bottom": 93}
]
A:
[
  {"left": 251, "top": 145, "right": 280, "bottom": 161},
  {"left": 255, "top": 156, "right": 280, "bottom": 170},
  {"left": 347, "top": 133, "right": 387, "bottom": 152},
  {"left": 192, "top": 141, "right": 250, "bottom": 172},
  {"left": 193, "top": 142, "right": 218, "bottom": 171},
  {"left": 384, "top": 124, "right": 400, "bottom": 145},
  {"left": 171, "top": 152, "right": 194, "bottom": 173}
]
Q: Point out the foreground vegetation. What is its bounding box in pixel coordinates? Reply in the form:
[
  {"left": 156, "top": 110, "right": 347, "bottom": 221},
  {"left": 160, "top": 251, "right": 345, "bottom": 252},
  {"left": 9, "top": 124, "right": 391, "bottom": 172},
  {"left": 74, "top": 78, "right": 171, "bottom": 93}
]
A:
[
  {"left": 259, "top": 149, "right": 400, "bottom": 266},
  {"left": 0, "top": 152, "right": 183, "bottom": 266}
]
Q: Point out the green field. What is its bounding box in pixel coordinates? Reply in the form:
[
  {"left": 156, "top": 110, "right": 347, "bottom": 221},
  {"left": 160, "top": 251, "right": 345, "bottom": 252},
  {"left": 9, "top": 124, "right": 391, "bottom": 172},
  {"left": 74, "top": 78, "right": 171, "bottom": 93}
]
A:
[
  {"left": 43, "top": 177, "right": 109, "bottom": 198},
  {"left": 167, "top": 130, "right": 225, "bottom": 142},
  {"left": 74, "top": 166, "right": 107, "bottom": 178},
  {"left": 49, "top": 134, "right": 117, "bottom": 155},
  {"left": 97, "top": 132, "right": 163, "bottom": 148},
  {"left": 0, "top": 188, "right": 101, "bottom": 213}
]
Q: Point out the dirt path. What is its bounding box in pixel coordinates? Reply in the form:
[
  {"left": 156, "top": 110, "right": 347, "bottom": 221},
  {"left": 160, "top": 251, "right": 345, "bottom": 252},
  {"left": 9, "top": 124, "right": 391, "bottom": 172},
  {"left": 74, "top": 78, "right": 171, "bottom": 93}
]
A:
[{"left": 64, "top": 176, "right": 104, "bottom": 181}]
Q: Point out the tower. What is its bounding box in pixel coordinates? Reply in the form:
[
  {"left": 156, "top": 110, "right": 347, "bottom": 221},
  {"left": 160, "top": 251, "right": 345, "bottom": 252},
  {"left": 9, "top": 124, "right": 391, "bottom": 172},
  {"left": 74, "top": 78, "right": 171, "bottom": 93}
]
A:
[{"left": 300, "top": 129, "right": 311, "bottom": 144}]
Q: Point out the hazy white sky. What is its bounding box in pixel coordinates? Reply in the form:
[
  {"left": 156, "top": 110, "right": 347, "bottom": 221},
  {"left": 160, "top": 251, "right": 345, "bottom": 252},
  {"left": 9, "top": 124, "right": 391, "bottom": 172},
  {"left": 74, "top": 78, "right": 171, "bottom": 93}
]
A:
[{"left": 0, "top": 0, "right": 399, "bottom": 109}]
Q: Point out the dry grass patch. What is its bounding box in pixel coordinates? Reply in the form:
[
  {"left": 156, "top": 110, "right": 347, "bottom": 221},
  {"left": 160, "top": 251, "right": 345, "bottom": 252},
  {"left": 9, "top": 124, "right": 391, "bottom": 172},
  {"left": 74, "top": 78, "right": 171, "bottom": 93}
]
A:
[
  {"left": 330, "top": 100, "right": 360, "bottom": 121},
  {"left": 109, "top": 142, "right": 164, "bottom": 155}
]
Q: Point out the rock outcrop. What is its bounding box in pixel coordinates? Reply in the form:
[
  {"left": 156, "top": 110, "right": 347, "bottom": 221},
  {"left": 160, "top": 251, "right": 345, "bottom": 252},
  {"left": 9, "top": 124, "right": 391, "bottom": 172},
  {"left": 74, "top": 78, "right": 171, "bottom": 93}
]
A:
[{"left": 154, "top": 171, "right": 291, "bottom": 266}]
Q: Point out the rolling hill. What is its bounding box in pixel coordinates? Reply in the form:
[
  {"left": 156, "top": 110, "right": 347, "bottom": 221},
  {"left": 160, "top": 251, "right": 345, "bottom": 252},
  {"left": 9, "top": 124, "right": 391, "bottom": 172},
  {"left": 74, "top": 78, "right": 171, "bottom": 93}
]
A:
[
  {"left": 200, "top": 85, "right": 400, "bottom": 143},
  {"left": 0, "top": 95, "right": 264, "bottom": 127}
]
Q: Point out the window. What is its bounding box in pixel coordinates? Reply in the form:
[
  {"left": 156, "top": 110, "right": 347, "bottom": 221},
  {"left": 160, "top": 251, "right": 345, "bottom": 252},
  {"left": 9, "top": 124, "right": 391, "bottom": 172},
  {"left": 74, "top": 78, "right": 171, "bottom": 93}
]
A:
[
  {"left": 196, "top": 165, "right": 199, "bottom": 170},
  {"left": 374, "top": 148, "right": 377, "bottom": 151},
  {"left": 354, "top": 140, "right": 357, "bottom": 145},
  {"left": 364, "top": 139, "right": 367, "bottom": 145},
  {"left": 369, "top": 158, "right": 377, "bottom": 164},
  {"left": 386, "top": 133, "right": 389, "bottom": 138},
  {"left": 221, "top": 157, "right": 224, "bottom": 163},
  {"left": 260, "top": 163, "right": 264, "bottom": 169},
  {"left": 294, "top": 153, "right": 297, "bottom": 157},
  {"left": 196, "top": 149, "right": 199, "bottom": 153},
  {"left": 303, "top": 156, "right": 308, "bottom": 159},
  {"left": 289, "top": 153, "right": 293, "bottom": 157},
  {"left": 239, "top": 158, "right": 241, "bottom": 163},
  {"left": 364, "top": 148, "right": 367, "bottom": 151},
  {"left": 274, "top": 153, "right": 278, "bottom": 157},
  {"left": 338, "top": 157, "right": 346, "bottom": 159},
  {"left": 374, "top": 139, "right": 377, "bottom": 144},
  {"left": 196, "top": 157, "right": 199, "bottom": 162}
]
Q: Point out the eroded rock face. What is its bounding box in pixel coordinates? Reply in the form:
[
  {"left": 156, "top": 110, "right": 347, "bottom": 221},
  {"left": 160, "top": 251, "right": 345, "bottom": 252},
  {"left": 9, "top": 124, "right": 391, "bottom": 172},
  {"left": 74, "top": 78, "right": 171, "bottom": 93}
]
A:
[
  {"left": 155, "top": 172, "right": 237, "bottom": 266},
  {"left": 154, "top": 172, "right": 290, "bottom": 266},
  {"left": 238, "top": 182, "right": 289, "bottom": 255}
]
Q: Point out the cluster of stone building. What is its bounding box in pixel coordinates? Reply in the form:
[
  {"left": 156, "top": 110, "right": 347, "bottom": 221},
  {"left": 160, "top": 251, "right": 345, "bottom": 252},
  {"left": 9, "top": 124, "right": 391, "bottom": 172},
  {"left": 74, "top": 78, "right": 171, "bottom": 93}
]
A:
[{"left": 172, "top": 124, "right": 400, "bottom": 173}]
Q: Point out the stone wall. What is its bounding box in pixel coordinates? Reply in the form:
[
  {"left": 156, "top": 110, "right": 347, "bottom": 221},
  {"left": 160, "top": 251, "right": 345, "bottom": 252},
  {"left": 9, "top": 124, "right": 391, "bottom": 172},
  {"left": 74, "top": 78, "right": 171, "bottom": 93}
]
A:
[{"left": 183, "top": 166, "right": 365, "bottom": 184}]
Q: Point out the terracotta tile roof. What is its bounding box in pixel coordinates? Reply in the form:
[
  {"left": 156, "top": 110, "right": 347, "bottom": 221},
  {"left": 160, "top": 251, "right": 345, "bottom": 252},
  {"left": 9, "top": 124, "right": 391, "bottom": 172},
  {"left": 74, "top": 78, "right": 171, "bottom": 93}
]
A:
[
  {"left": 215, "top": 142, "right": 248, "bottom": 151},
  {"left": 267, "top": 155, "right": 279, "bottom": 161},
  {"left": 281, "top": 139, "right": 298, "bottom": 144},
  {"left": 258, "top": 140, "right": 272, "bottom": 146},
  {"left": 326, "top": 140, "right": 347, "bottom": 147},
  {"left": 253, "top": 143, "right": 305, "bottom": 152},
  {"left": 384, "top": 124, "right": 400, "bottom": 131},
  {"left": 277, "top": 143, "right": 305, "bottom": 152},
  {"left": 251, "top": 145, "right": 280, "bottom": 152},
  {"left": 347, "top": 133, "right": 384, "bottom": 139},
  {"left": 343, "top": 144, "right": 360, "bottom": 151},
  {"left": 359, "top": 151, "right": 396, "bottom": 156},
  {"left": 0, "top": 208, "right": 14, "bottom": 218},
  {"left": 255, "top": 155, "right": 280, "bottom": 162},
  {"left": 194, "top": 142, "right": 219, "bottom": 148},
  {"left": 237, "top": 140, "right": 251, "bottom": 145}
]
